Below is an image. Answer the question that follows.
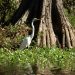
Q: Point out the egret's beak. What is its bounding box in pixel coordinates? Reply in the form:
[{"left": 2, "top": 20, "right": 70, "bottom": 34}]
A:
[
  {"left": 36, "top": 19, "right": 40, "bottom": 20},
  {"left": 33, "top": 18, "right": 40, "bottom": 21}
]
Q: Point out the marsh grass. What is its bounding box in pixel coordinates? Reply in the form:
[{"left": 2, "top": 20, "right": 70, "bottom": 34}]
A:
[{"left": 0, "top": 47, "right": 75, "bottom": 74}]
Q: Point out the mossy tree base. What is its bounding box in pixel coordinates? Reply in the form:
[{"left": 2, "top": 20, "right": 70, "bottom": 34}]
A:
[{"left": 3, "top": 0, "right": 75, "bottom": 48}]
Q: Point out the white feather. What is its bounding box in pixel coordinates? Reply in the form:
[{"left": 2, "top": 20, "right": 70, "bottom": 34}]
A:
[
  {"left": 19, "top": 36, "right": 32, "bottom": 50},
  {"left": 19, "top": 18, "right": 39, "bottom": 50}
]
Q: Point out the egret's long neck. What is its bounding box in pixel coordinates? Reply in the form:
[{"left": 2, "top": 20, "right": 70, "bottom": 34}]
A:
[{"left": 31, "top": 21, "right": 35, "bottom": 39}]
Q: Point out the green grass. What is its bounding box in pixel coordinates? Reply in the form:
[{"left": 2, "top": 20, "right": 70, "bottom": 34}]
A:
[
  {"left": 0, "top": 47, "right": 75, "bottom": 73},
  {"left": 67, "top": 14, "right": 75, "bottom": 27},
  {"left": 64, "top": 9, "right": 75, "bottom": 27}
]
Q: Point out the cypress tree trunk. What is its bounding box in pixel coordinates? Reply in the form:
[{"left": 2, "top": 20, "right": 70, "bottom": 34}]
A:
[
  {"left": 56, "top": 0, "right": 75, "bottom": 48},
  {"left": 3, "top": 0, "right": 75, "bottom": 48},
  {"left": 37, "top": 0, "right": 56, "bottom": 48}
]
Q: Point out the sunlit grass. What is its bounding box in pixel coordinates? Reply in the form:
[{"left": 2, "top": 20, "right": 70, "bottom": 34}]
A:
[{"left": 64, "top": 8, "right": 75, "bottom": 27}]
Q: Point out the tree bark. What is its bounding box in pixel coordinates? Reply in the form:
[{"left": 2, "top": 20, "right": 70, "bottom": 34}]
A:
[
  {"left": 37, "top": 0, "right": 56, "bottom": 48},
  {"left": 56, "top": 0, "right": 75, "bottom": 48}
]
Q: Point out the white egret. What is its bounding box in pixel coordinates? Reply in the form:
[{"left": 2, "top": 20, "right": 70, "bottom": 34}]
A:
[{"left": 19, "top": 18, "right": 39, "bottom": 50}]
